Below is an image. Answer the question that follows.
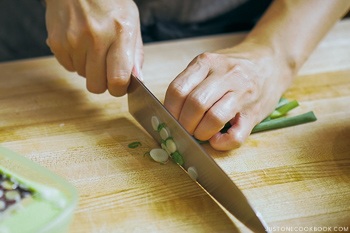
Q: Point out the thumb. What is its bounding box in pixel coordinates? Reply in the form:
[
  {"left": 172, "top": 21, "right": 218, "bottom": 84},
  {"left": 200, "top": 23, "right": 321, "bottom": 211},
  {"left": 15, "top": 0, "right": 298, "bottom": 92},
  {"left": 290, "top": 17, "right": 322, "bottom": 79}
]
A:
[
  {"left": 209, "top": 113, "right": 254, "bottom": 151},
  {"left": 132, "top": 28, "right": 144, "bottom": 81}
]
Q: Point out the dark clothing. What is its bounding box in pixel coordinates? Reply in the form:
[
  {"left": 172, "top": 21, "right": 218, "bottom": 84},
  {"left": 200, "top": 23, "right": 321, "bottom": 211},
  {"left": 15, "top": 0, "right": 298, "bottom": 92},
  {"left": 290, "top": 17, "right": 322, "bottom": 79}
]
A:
[
  {"left": 0, "top": 0, "right": 50, "bottom": 62},
  {"left": 137, "top": 0, "right": 272, "bottom": 42},
  {"left": 0, "top": 0, "right": 271, "bottom": 62}
]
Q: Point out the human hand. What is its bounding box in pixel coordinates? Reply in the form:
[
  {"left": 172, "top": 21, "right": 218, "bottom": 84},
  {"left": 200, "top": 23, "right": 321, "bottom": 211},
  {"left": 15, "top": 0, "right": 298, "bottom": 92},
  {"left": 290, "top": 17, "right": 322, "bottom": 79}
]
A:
[
  {"left": 45, "top": 0, "right": 143, "bottom": 96},
  {"left": 164, "top": 42, "right": 294, "bottom": 151}
]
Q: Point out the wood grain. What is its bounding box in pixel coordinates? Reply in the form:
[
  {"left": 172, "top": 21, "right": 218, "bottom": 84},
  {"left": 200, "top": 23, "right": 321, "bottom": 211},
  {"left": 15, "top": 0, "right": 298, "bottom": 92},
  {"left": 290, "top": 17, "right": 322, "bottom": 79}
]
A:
[{"left": 1, "top": 19, "right": 350, "bottom": 233}]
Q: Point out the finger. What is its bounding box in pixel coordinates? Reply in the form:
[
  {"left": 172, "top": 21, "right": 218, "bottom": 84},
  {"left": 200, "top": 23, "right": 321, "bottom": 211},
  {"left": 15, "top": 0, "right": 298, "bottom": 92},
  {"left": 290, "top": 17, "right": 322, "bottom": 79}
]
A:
[
  {"left": 71, "top": 48, "right": 87, "bottom": 77},
  {"left": 164, "top": 56, "right": 210, "bottom": 119},
  {"left": 193, "top": 91, "right": 239, "bottom": 141},
  {"left": 47, "top": 38, "right": 75, "bottom": 72},
  {"left": 106, "top": 42, "right": 133, "bottom": 97},
  {"left": 132, "top": 28, "right": 144, "bottom": 81},
  {"left": 85, "top": 44, "right": 108, "bottom": 94},
  {"left": 178, "top": 72, "right": 231, "bottom": 134},
  {"left": 65, "top": 30, "right": 88, "bottom": 78},
  {"left": 106, "top": 29, "right": 136, "bottom": 97},
  {"left": 208, "top": 113, "right": 254, "bottom": 151}
]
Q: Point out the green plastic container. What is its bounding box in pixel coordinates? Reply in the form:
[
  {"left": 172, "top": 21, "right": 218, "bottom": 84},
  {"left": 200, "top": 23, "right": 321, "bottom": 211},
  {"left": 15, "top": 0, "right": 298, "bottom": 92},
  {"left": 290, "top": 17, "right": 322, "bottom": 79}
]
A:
[{"left": 0, "top": 146, "right": 78, "bottom": 233}]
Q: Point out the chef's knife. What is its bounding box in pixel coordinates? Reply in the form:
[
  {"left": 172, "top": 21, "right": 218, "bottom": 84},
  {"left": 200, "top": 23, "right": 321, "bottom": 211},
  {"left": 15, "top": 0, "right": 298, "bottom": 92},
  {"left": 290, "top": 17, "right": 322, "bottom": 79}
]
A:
[{"left": 127, "top": 75, "right": 268, "bottom": 233}]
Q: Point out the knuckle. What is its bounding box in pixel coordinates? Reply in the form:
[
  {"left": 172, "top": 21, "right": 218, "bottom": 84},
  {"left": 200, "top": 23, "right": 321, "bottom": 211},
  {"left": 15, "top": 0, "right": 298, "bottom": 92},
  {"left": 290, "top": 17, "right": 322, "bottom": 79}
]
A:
[
  {"left": 187, "top": 92, "right": 208, "bottom": 113},
  {"left": 167, "top": 81, "right": 188, "bottom": 99},
  {"left": 108, "top": 71, "right": 130, "bottom": 87},
  {"left": 206, "top": 108, "right": 227, "bottom": 126},
  {"left": 66, "top": 30, "right": 81, "bottom": 49},
  {"left": 196, "top": 52, "right": 215, "bottom": 62},
  {"left": 66, "top": 23, "right": 95, "bottom": 49},
  {"left": 192, "top": 52, "right": 216, "bottom": 67},
  {"left": 112, "top": 21, "right": 137, "bottom": 43}
]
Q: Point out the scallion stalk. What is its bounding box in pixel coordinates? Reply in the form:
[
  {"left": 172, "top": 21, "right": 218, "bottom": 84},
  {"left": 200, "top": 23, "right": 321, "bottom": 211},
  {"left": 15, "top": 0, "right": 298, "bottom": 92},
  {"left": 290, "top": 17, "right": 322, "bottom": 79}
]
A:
[
  {"left": 128, "top": 141, "right": 142, "bottom": 148},
  {"left": 252, "top": 111, "right": 317, "bottom": 133},
  {"left": 270, "top": 100, "right": 299, "bottom": 119}
]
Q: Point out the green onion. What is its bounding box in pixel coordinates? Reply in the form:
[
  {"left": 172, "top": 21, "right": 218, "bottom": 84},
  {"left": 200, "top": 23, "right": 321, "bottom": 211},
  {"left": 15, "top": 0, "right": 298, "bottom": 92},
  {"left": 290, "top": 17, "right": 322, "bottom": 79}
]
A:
[
  {"left": 270, "top": 100, "right": 299, "bottom": 119},
  {"left": 276, "top": 97, "right": 289, "bottom": 108},
  {"left": 252, "top": 111, "right": 317, "bottom": 133},
  {"left": 165, "top": 138, "right": 177, "bottom": 154},
  {"left": 149, "top": 148, "right": 169, "bottom": 164},
  {"left": 194, "top": 98, "right": 317, "bottom": 144},
  {"left": 171, "top": 151, "right": 184, "bottom": 166},
  {"left": 128, "top": 141, "right": 142, "bottom": 148},
  {"left": 151, "top": 116, "right": 160, "bottom": 131},
  {"left": 187, "top": 166, "right": 198, "bottom": 181},
  {"left": 157, "top": 123, "right": 167, "bottom": 132}
]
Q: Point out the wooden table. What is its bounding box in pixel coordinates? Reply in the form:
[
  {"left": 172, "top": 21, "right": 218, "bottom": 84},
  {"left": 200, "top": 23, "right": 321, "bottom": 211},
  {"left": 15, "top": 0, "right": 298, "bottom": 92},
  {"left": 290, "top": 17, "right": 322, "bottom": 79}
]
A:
[{"left": 1, "top": 19, "right": 349, "bottom": 233}]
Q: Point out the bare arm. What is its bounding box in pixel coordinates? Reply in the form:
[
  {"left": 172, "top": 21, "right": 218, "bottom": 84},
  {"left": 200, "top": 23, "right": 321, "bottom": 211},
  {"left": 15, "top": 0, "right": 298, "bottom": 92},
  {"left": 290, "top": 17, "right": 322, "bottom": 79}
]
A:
[{"left": 246, "top": 0, "right": 350, "bottom": 74}]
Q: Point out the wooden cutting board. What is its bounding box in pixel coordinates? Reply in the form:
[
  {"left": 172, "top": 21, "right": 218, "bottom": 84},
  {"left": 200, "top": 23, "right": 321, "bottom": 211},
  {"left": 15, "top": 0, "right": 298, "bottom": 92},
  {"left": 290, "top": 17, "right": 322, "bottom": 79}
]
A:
[{"left": 0, "top": 19, "right": 349, "bottom": 233}]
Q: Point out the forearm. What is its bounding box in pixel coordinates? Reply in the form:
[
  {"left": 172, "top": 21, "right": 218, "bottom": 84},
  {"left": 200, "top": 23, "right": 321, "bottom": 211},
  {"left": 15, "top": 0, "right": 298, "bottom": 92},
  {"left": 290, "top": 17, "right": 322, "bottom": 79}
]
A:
[{"left": 245, "top": 0, "right": 350, "bottom": 75}]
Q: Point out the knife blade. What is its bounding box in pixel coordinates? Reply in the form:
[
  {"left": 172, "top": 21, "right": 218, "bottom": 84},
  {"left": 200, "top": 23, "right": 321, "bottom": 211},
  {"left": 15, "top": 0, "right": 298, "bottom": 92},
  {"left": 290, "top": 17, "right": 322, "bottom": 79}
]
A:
[{"left": 127, "top": 75, "right": 268, "bottom": 233}]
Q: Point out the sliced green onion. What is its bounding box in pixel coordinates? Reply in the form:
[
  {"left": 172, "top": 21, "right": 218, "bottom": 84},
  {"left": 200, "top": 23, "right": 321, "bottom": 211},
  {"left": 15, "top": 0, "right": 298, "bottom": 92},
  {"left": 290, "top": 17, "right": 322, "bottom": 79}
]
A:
[
  {"left": 149, "top": 148, "right": 169, "bottom": 164},
  {"left": 270, "top": 100, "right": 299, "bottom": 119},
  {"left": 165, "top": 138, "right": 177, "bottom": 154},
  {"left": 171, "top": 151, "right": 184, "bottom": 166},
  {"left": 187, "top": 166, "right": 198, "bottom": 181},
  {"left": 151, "top": 116, "right": 160, "bottom": 131},
  {"left": 128, "top": 141, "right": 142, "bottom": 148},
  {"left": 157, "top": 123, "right": 167, "bottom": 132},
  {"left": 161, "top": 142, "right": 171, "bottom": 155},
  {"left": 159, "top": 127, "right": 171, "bottom": 140},
  {"left": 252, "top": 111, "right": 317, "bottom": 133}
]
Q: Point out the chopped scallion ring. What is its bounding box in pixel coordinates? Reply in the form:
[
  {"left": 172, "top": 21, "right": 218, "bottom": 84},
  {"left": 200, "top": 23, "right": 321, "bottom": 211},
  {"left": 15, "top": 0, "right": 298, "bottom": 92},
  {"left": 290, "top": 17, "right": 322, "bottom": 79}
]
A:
[
  {"left": 187, "top": 167, "right": 198, "bottom": 181},
  {"left": 161, "top": 142, "right": 171, "bottom": 156},
  {"left": 151, "top": 116, "right": 160, "bottom": 131},
  {"left": 128, "top": 141, "right": 142, "bottom": 148},
  {"left": 157, "top": 123, "right": 167, "bottom": 132},
  {"left": 171, "top": 151, "right": 184, "bottom": 166},
  {"left": 165, "top": 138, "right": 177, "bottom": 154},
  {"left": 149, "top": 148, "right": 169, "bottom": 164},
  {"left": 159, "top": 127, "right": 171, "bottom": 140}
]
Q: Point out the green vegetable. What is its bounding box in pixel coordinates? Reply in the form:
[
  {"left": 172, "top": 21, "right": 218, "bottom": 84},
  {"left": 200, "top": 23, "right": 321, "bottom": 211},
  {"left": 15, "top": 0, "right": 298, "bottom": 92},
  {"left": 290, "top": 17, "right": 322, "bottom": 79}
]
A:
[
  {"left": 151, "top": 116, "right": 160, "bottom": 131},
  {"left": 270, "top": 100, "right": 299, "bottom": 119},
  {"left": 165, "top": 138, "right": 177, "bottom": 154},
  {"left": 128, "top": 141, "right": 142, "bottom": 148},
  {"left": 157, "top": 123, "right": 167, "bottom": 132},
  {"left": 187, "top": 166, "right": 198, "bottom": 181},
  {"left": 194, "top": 98, "right": 317, "bottom": 144},
  {"left": 276, "top": 97, "right": 290, "bottom": 108},
  {"left": 252, "top": 111, "right": 317, "bottom": 133},
  {"left": 149, "top": 148, "right": 169, "bottom": 164},
  {"left": 171, "top": 151, "right": 184, "bottom": 166}
]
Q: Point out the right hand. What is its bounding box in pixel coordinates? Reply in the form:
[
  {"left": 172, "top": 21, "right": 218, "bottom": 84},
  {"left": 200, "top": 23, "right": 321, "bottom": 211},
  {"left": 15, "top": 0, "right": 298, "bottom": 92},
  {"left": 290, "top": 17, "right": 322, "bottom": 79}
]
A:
[{"left": 45, "top": 0, "right": 143, "bottom": 96}]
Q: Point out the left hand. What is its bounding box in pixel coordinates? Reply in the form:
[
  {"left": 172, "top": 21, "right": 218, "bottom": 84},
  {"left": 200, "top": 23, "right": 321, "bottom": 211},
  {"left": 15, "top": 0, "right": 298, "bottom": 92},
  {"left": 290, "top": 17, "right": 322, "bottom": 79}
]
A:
[{"left": 164, "top": 41, "right": 293, "bottom": 151}]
